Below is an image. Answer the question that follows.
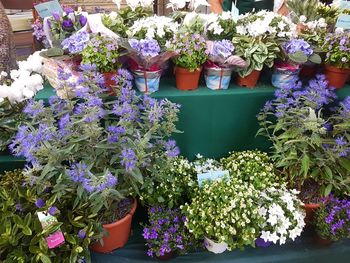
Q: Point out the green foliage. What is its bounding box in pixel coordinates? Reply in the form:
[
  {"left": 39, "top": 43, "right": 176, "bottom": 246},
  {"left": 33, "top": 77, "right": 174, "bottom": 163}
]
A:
[
  {"left": 323, "top": 31, "right": 350, "bottom": 68},
  {"left": 206, "top": 12, "right": 236, "bottom": 41},
  {"left": 286, "top": 0, "right": 322, "bottom": 23},
  {"left": 316, "top": 4, "right": 340, "bottom": 27},
  {"left": 233, "top": 36, "right": 280, "bottom": 77},
  {"left": 81, "top": 34, "right": 120, "bottom": 73}
]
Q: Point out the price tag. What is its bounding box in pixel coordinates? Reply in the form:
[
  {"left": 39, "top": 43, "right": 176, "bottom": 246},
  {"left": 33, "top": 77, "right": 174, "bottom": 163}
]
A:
[
  {"left": 34, "top": 0, "right": 63, "bottom": 18},
  {"left": 336, "top": 14, "right": 350, "bottom": 29},
  {"left": 197, "top": 170, "right": 229, "bottom": 187},
  {"left": 37, "top": 212, "right": 65, "bottom": 249}
]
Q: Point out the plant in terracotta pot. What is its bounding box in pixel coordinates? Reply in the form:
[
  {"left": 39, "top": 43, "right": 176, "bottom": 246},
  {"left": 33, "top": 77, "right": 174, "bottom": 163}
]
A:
[
  {"left": 10, "top": 67, "right": 180, "bottom": 254},
  {"left": 167, "top": 33, "right": 208, "bottom": 90},
  {"left": 142, "top": 206, "right": 196, "bottom": 259},
  {"left": 81, "top": 34, "right": 121, "bottom": 89},
  {"left": 322, "top": 31, "right": 350, "bottom": 89},
  {"left": 257, "top": 74, "right": 350, "bottom": 223},
  {"left": 272, "top": 38, "right": 321, "bottom": 88},
  {"left": 314, "top": 196, "right": 350, "bottom": 246},
  {"left": 181, "top": 177, "right": 263, "bottom": 253}
]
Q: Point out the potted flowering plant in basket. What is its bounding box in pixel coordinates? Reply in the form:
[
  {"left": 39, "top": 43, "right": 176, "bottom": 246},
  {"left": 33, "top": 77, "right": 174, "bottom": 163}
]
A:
[
  {"left": 314, "top": 196, "right": 350, "bottom": 246},
  {"left": 272, "top": 38, "right": 321, "bottom": 88},
  {"left": 142, "top": 206, "right": 197, "bottom": 260},
  {"left": 10, "top": 67, "right": 180, "bottom": 254},
  {"left": 0, "top": 52, "right": 44, "bottom": 153},
  {"left": 167, "top": 33, "right": 208, "bottom": 90},
  {"left": 81, "top": 34, "right": 121, "bottom": 89},
  {"left": 322, "top": 31, "right": 350, "bottom": 89},
  {"left": 257, "top": 75, "right": 350, "bottom": 224}
]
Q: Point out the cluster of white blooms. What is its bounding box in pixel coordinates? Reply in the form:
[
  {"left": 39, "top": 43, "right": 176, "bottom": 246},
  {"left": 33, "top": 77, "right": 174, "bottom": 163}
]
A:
[
  {"left": 259, "top": 187, "right": 305, "bottom": 245},
  {"left": 0, "top": 51, "right": 44, "bottom": 104},
  {"left": 127, "top": 15, "right": 179, "bottom": 42},
  {"left": 236, "top": 10, "right": 296, "bottom": 38},
  {"left": 113, "top": 0, "right": 154, "bottom": 10},
  {"left": 205, "top": 12, "right": 233, "bottom": 36},
  {"left": 303, "top": 17, "right": 327, "bottom": 30},
  {"left": 194, "top": 154, "right": 223, "bottom": 174},
  {"left": 167, "top": 0, "right": 209, "bottom": 11}
]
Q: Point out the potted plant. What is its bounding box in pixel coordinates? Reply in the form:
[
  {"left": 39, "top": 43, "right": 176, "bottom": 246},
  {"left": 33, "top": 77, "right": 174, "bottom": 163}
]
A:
[
  {"left": 81, "top": 34, "right": 120, "bottom": 89},
  {"left": 256, "top": 187, "right": 306, "bottom": 247},
  {"left": 257, "top": 75, "right": 350, "bottom": 224},
  {"left": 0, "top": 52, "right": 44, "bottom": 153},
  {"left": 10, "top": 67, "right": 180, "bottom": 253},
  {"left": 314, "top": 196, "right": 350, "bottom": 246},
  {"left": 322, "top": 31, "right": 350, "bottom": 89},
  {"left": 142, "top": 206, "right": 195, "bottom": 259},
  {"left": 232, "top": 36, "right": 280, "bottom": 88},
  {"left": 272, "top": 38, "right": 321, "bottom": 88},
  {"left": 167, "top": 33, "right": 208, "bottom": 90},
  {"left": 181, "top": 177, "right": 262, "bottom": 253}
]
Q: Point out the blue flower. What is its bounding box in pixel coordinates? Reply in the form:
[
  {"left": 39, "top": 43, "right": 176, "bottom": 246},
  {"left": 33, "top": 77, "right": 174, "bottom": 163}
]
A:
[
  {"left": 67, "top": 163, "right": 88, "bottom": 183},
  {"left": 48, "top": 206, "right": 58, "bottom": 216},
  {"left": 61, "top": 31, "right": 90, "bottom": 54},
  {"left": 121, "top": 148, "right": 137, "bottom": 172},
  {"left": 24, "top": 100, "right": 45, "bottom": 118},
  {"left": 284, "top": 39, "right": 313, "bottom": 57},
  {"left": 78, "top": 229, "right": 86, "bottom": 239},
  {"left": 210, "top": 40, "right": 235, "bottom": 58},
  {"left": 128, "top": 38, "right": 161, "bottom": 57},
  {"left": 35, "top": 198, "right": 46, "bottom": 208},
  {"left": 107, "top": 125, "right": 126, "bottom": 144},
  {"left": 165, "top": 140, "right": 180, "bottom": 158}
]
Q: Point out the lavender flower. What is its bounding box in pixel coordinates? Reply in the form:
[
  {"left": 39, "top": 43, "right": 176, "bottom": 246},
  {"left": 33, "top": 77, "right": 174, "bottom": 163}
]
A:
[
  {"left": 52, "top": 11, "right": 61, "bottom": 21},
  {"left": 107, "top": 125, "right": 126, "bottom": 144},
  {"left": 62, "top": 19, "right": 74, "bottom": 30},
  {"left": 121, "top": 148, "right": 137, "bottom": 172},
  {"left": 61, "top": 31, "right": 90, "bottom": 54},
  {"left": 129, "top": 38, "right": 161, "bottom": 57},
  {"left": 165, "top": 140, "right": 180, "bottom": 158},
  {"left": 67, "top": 163, "right": 88, "bottom": 183},
  {"left": 35, "top": 198, "right": 46, "bottom": 208},
  {"left": 78, "top": 229, "right": 86, "bottom": 239},
  {"left": 32, "top": 19, "right": 46, "bottom": 42},
  {"left": 284, "top": 39, "right": 313, "bottom": 56},
  {"left": 48, "top": 206, "right": 58, "bottom": 216},
  {"left": 210, "top": 40, "right": 235, "bottom": 59},
  {"left": 24, "top": 100, "right": 45, "bottom": 118}
]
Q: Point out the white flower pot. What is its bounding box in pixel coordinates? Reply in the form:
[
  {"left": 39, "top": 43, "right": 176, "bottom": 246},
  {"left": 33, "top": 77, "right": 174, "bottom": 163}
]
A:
[{"left": 204, "top": 236, "right": 228, "bottom": 254}]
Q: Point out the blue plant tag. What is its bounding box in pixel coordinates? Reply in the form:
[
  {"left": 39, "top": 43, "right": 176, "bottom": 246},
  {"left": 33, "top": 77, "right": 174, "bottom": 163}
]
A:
[
  {"left": 231, "top": 4, "right": 239, "bottom": 20},
  {"left": 34, "top": 0, "right": 63, "bottom": 18},
  {"left": 336, "top": 14, "right": 350, "bottom": 29},
  {"left": 197, "top": 170, "right": 229, "bottom": 187},
  {"left": 340, "top": 0, "right": 350, "bottom": 9}
]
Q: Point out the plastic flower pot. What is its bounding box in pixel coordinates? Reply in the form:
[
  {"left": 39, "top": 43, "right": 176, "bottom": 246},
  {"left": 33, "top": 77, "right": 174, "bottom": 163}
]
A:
[
  {"left": 302, "top": 202, "right": 321, "bottom": 225},
  {"left": 204, "top": 236, "right": 228, "bottom": 254},
  {"left": 175, "top": 66, "right": 202, "bottom": 91},
  {"left": 132, "top": 69, "right": 162, "bottom": 94},
  {"left": 156, "top": 251, "right": 176, "bottom": 260},
  {"left": 236, "top": 70, "right": 261, "bottom": 88},
  {"left": 313, "top": 235, "right": 333, "bottom": 247},
  {"left": 324, "top": 65, "right": 350, "bottom": 89},
  {"left": 271, "top": 64, "right": 300, "bottom": 88},
  {"left": 90, "top": 198, "right": 137, "bottom": 253},
  {"left": 255, "top": 238, "right": 273, "bottom": 248},
  {"left": 204, "top": 66, "right": 233, "bottom": 90}
]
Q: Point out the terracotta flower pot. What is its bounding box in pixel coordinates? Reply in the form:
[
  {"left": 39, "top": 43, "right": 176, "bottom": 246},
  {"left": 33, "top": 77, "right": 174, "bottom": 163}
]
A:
[
  {"left": 90, "top": 199, "right": 137, "bottom": 253},
  {"left": 236, "top": 70, "right": 261, "bottom": 88},
  {"left": 299, "top": 64, "right": 318, "bottom": 79},
  {"left": 313, "top": 235, "right": 333, "bottom": 247},
  {"left": 156, "top": 251, "right": 176, "bottom": 260},
  {"left": 324, "top": 65, "right": 350, "bottom": 89},
  {"left": 302, "top": 202, "right": 321, "bottom": 225},
  {"left": 175, "top": 67, "right": 202, "bottom": 90}
]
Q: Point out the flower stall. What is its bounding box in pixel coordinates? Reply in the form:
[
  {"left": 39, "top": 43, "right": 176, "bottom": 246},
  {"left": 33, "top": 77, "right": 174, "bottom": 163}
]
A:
[{"left": 1, "top": 0, "right": 350, "bottom": 262}]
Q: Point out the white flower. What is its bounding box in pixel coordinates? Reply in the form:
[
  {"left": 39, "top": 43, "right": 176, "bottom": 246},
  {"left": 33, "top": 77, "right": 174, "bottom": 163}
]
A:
[
  {"left": 299, "top": 15, "right": 307, "bottom": 23},
  {"left": 167, "top": 0, "right": 186, "bottom": 10},
  {"left": 112, "top": 0, "right": 122, "bottom": 9},
  {"left": 260, "top": 231, "right": 271, "bottom": 242},
  {"left": 258, "top": 207, "right": 267, "bottom": 216},
  {"left": 279, "top": 235, "right": 287, "bottom": 245},
  {"left": 269, "top": 232, "right": 279, "bottom": 244},
  {"left": 126, "top": 0, "right": 140, "bottom": 10},
  {"left": 0, "top": 71, "right": 8, "bottom": 77},
  {"left": 267, "top": 214, "right": 278, "bottom": 226},
  {"left": 335, "top": 27, "right": 344, "bottom": 33},
  {"left": 188, "top": 0, "right": 210, "bottom": 11}
]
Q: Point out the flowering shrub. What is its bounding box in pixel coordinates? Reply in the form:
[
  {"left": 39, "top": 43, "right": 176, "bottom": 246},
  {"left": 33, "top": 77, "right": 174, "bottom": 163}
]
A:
[
  {"left": 205, "top": 12, "right": 236, "bottom": 41},
  {"left": 167, "top": 33, "right": 208, "bottom": 71},
  {"left": 61, "top": 31, "right": 90, "bottom": 54},
  {"left": 257, "top": 75, "right": 350, "bottom": 198},
  {"left": 314, "top": 196, "right": 350, "bottom": 241},
  {"left": 181, "top": 178, "right": 263, "bottom": 250},
  {"left": 81, "top": 34, "right": 120, "bottom": 73},
  {"left": 143, "top": 207, "right": 195, "bottom": 257},
  {"left": 323, "top": 32, "right": 350, "bottom": 68},
  {"left": 10, "top": 67, "right": 180, "bottom": 225},
  {"left": 258, "top": 187, "right": 305, "bottom": 245},
  {"left": 220, "top": 150, "right": 281, "bottom": 190},
  {"left": 0, "top": 52, "right": 44, "bottom": 151},
  {"left": 140, "top": 156, "right": 197, "bottom": 209},
  {"left": 127, "top": 15, "right": 179, "bottom": 48}
]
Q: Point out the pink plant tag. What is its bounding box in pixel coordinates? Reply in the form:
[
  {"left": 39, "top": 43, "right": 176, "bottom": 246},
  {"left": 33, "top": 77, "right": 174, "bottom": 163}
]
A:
[{"left": 37, "top": 212, "right": 65, "bottom": 249}]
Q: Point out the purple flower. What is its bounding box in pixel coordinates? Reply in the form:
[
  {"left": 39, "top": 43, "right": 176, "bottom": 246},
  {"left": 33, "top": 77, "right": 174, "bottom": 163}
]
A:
[
  {"left": 52, "top": 11, "right": 61, "bottom": 21},
  {"left": 128, "top": 38, "right": 160, "bottom": 58},
  {"left": 48, "top": 206, "right": 58, "bottom": 216},
  {"left": 79, "top": 15, "right": 87, "bottom": 27},
  {"left": 120, "top": 148, "right": 137, "bottom": 172},
  {"left": 335, "top": 136, "right": 347, "bottom": 146},
  {"left": 62, "top": 19, "right": 74, "bottom": 29},
  {"left": 210, "top": 40, "right": 235, "bottom": 59},
  {"left": 67, "top": 162, "right": 88, "bottom": 183},
  {"left": 64, "top": 7, "right": 75, "bottom": 14},
  {"left": 78, "top": 229, "right": 86, "bottom": 239},
  {"left": 35, "top": 198, "right": 46, "bottom": 209},
  {"left": 106, "top": 172, "right": 118, "bottom": 187},
  {"left": 165, "top": 140, "right": 180, "bottom": 158},
  {"left": 61, "top": 31, "right": 90, "bottom": 54},
  {"left": 15, "top": 203, "right": 23, "bottom": 212},
  {"left": 24, "top": 100, "right": 45, "bottom": 118},
  {"left": 284, "top": 39, "right": 313, "bottom": 56},
  {"left": 32, "top": 19, "right": 46, "bottom": 42},
  {"left": 107, "top": 125, "right": 126, "bottom": 144}
]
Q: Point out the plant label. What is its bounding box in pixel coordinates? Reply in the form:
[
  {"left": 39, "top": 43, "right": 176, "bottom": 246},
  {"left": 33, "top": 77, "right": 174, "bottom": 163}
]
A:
[
  {"left": 231, "top": 1, "right": 239, "bottom": 20},
  {"left": 336, "top": 14, "right": 350, "bottom": 30},
  {"left": 34, "top": 0, "right": 63, "bottom": 18},
  {"left": 340, "top": 0, "right": 350, "bottom": 9},
  {"left": 37, "top": 212, "right": 65, "bottom": 249},
  {"left": 197, "top": 170, "right": 229, "bottom": 187}
]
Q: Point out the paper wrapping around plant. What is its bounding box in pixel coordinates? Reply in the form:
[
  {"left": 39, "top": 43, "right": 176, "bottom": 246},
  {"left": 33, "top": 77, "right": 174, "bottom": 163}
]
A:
[
  {"left": 271, "top": 68, "right": 300, "bottom": 89},
  {"left": 119, "top": 38, "right": 178, "bottom": 70},
  {"left": 204, "top": 67, "right": 233, "bottom": 90},
  {"left": 86, "top": 13, "right": 120, "bottom": 40},
  {"left": 43, "top": 12, "right": 89, "bottom": 48},
  {"left": 132, "top": 70, "right": 162, "bottom": 94},
  {"left": 42, "top": 58, "right": 80, "bottom": 99}
]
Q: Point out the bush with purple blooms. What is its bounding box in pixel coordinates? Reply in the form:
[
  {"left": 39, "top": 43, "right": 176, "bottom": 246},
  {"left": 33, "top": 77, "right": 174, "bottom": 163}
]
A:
[
  {"left": 142, "top": 206, "right": 196, "bottom": 258},
  {"left": 166, "top": 33, "right": 208, "bottom": 71},
  {"left": 257, "top": 75, "right": 350, "bottom": 199},
  {"left": 81, "top": 34, "right": 120, "bottom": 73},
  {"left": 10, "top": 66, "right": 180, "bottom": 225},
  {"left": 49, "top": 8, "right": 88, "bottom": 46},
  {"left": 61, "top": 31, "right": 90, "bottom": 54},
  {"left": 281, "top": 39, "right": 321, "bottom": 65},
  {"left": 314, "top": 196, "right": 350, "bottom": 241},
  {"left": 323, "top": 31, "right": 350, "bottom": 68}
]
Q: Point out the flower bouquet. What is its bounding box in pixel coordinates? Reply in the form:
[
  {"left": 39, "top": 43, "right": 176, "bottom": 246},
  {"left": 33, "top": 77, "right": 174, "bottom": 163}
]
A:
[
  {"left": 272, "top": 38, "right": 321, "bottom": 88},
  {"left": 323, "top": 31, "right": 350, "bottom": 89}
]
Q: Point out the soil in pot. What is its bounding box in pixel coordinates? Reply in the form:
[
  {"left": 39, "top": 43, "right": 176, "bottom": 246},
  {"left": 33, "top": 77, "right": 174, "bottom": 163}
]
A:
[
  {"left": 236, "top": 70, "right": 261, "bottom": 88},
  {"left": 175, "top": 67, "right": 202, "bottom": 90},
  {"left": 324, "top": 65, "right": 350, "bottom": 89},
  {"left": 90, "top": 197, "right": 137, "bottom": 253}
]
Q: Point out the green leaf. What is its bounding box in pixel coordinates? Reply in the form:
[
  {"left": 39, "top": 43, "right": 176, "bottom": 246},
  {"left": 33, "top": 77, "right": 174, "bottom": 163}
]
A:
[
  {"left": 302, "top": 154, "right": 310, "bottom": 176},
  {"left": 324, "top": 166, "right": 333, "bottom": 180},
  {"left": 40, "top": 253, "right": 52, "bottom": 263},
  {"left": 22, "top": 226, "right": 32, "bottom": 236},
  {"left": 324, "top": 184, "right": 333, "bottom": 197},
  {"left": 289, "top": 51, "right": 308, "bottom": 64},
  {"left": 308, "top": 54, "right": 322, "bottom": 64}
]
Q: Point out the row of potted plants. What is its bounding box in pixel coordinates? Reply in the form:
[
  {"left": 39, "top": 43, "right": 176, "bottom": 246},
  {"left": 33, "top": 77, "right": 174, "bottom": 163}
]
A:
[{"left": 31, "top": 1, "right": 350, "bottom": 94}]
